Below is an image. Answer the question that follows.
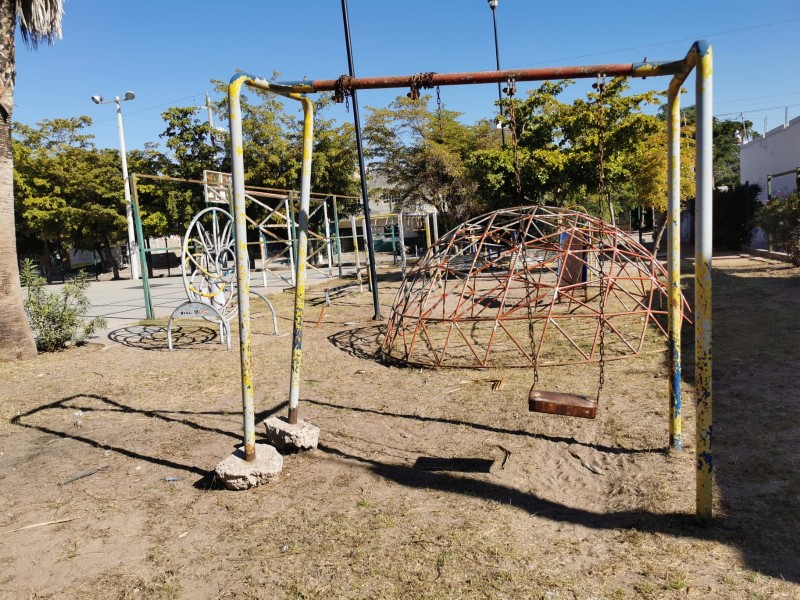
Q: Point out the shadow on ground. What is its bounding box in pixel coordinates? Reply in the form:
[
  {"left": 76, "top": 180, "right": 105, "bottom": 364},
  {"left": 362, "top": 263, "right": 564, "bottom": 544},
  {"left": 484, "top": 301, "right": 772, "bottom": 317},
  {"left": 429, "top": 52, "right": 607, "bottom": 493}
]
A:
[
  {"left": 10, "top": 259, "right": 798, "bottom": 583},
  {"left": 327, "top": 324, "right": 394, "bottom": 364},
  {"left": 107, "top": 324, "right": 220, "bottom": 351}
]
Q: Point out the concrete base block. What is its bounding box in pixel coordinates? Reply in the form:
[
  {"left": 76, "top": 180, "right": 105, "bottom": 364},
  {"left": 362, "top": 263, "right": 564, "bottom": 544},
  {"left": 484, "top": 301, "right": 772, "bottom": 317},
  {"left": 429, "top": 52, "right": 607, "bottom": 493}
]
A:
[
  {"left": 215, "top": 445, "right": 283, "bottom": 490},
  {"left": 263, "top": 416, "right": 320, "bottom": 451}
]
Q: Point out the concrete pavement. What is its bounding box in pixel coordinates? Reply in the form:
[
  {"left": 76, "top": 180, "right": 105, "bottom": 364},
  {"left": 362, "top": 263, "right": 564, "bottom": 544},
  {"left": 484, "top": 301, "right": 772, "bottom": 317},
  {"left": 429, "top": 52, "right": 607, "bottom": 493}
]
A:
[{"left": 83, "top": 262, "right": 358, "bottom": 344}]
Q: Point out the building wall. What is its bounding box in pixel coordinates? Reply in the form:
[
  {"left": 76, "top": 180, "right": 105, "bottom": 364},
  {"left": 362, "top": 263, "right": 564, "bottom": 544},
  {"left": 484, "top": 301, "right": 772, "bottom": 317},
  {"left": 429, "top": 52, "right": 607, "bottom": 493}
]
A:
[{"left": 740, "top": 115, "right": 800, "bottom": 201}]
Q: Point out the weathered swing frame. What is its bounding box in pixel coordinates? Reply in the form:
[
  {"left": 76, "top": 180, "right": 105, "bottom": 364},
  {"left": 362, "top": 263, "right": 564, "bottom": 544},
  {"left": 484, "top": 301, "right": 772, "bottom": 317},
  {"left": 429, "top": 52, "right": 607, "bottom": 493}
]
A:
[{"left": 225, "top": 40, "right": 713, "bottom": 523}]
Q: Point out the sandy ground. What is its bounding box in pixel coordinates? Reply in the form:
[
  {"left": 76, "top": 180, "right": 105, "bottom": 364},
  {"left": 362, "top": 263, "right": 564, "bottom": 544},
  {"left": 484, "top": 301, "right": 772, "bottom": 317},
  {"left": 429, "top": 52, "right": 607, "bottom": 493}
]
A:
[{"left": 0, "top": 254, "right": 798, "bottom": 599}]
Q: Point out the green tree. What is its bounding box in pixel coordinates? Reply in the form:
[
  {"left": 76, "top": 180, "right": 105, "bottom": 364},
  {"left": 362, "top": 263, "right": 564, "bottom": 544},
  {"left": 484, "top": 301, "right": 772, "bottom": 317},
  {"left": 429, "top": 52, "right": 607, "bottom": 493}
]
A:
[
  {"left": 470, "top": 78, "right": 668, "bottom": 218},
  {"left": 558, "top": 77, "right": 662, "bottom": 213},
  {"left": 14, "top": 117, "right": 128, "bottom": 278},
  {"left": 160, "top": 106, "right": 220, "bottom": 181},
  {"left": 713, "top": 117, "right": 753, "bottom": 187},
  {"left": 468, "top": 81, "right": 570, "bottom": 207},
  {"left": 365, "top": 95, "right": 493, "bottom": 228},
  {"left": 659, "top": 105, "right": 755, "bottom": 187},
  {"left": 306, "top": 95, "right": 360, "bottom": 199},
  {"left": 628, "top": 119, "right": 696, "bottom": 212}
]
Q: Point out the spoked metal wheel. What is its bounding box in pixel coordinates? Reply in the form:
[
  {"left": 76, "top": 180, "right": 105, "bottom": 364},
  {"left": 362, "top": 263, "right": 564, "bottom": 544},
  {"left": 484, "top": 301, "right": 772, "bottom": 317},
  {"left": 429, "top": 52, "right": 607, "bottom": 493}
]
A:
[{"left": 181, "top": 206, "right": 238, "bottom": 322}]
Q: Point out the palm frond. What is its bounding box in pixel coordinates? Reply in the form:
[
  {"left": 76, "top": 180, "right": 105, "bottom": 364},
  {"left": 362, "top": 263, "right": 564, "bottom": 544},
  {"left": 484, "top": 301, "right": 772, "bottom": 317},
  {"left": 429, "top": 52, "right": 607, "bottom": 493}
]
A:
[{"left": 16, "top": 0, "right": 63, "bottom": 48}]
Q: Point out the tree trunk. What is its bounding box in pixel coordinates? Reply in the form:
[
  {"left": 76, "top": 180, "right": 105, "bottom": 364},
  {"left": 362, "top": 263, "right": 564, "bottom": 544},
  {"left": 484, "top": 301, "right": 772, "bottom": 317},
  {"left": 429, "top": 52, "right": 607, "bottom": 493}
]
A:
[
  {"left": 651, "top": 210, "right": 668, "bottom": 258},
  {"left": 101, "top": 241, "right": 120, "bottom": 280},
  {"left": 0, "top": 0, "right": 36, "bottom": 361},
  {"left": 40, "top": 239, "right": 50, "bottom": 282}
]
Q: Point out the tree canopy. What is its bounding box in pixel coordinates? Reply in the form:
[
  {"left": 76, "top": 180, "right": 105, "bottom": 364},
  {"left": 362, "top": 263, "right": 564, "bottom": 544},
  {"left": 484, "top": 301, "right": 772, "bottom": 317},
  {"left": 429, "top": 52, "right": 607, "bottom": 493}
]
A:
[{"left": 14, "top": 76, "right": 713, "bottom": 278}]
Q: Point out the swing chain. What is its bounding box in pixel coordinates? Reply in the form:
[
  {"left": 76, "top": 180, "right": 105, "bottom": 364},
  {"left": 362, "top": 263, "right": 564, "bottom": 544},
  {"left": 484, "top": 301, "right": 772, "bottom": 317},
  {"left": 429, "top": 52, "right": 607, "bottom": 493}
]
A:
[
  {"left": 436, "top": 86, "right": 444, "bottom": 137},
  {"left": 527, "top": 247, "right": 539, "bottom": 386},
  {"left": 505, "top": 78, "right": 523, "bottom": 199},
  {"left": 407, "top": 72, "right": 436, "bottom": 101},
  {"left": 594, "top": 73, "right": 607, "bottom": 400},
  {"left": 593, "top": 74, "right": 608, "bottom": 221},
  {"left": 333, "top": 75, "right": 353, "bottom": 112}
]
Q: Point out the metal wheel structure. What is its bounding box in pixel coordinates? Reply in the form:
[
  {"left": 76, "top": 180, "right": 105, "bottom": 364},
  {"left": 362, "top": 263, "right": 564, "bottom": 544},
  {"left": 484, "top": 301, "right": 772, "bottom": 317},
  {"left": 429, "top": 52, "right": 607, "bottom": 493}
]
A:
[
  {"left": 383, "top": 205, "right": 686, "bottom": 369},
  {"left": 181, "top": 206, "right": 238, "bottom": 321}
]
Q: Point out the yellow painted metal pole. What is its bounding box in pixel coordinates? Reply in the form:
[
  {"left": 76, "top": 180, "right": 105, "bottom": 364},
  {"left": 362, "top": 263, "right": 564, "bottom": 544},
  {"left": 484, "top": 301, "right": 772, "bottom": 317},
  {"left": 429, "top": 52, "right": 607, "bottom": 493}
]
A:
[
  {"left": 694, "top": 44, "right": 714, "bottom": 523},
  {"left": 227, "top": 73, "right": 314, "bottom": 457},
  {"left": 227, "top": 75, "right": 257, "bottom": 461},
  {"left": 287, "top": 95, "right": 315, "bottom": 425},
  {"left": 666, "top": 83, "right": 682, "bottom": 451}
]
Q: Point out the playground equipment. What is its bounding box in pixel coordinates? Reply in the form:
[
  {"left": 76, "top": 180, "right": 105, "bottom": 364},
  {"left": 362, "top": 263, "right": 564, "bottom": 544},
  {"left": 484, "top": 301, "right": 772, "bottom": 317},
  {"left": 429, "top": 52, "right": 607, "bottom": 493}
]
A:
[
  {"left": 128, "top": 172, "right": 432, "bottom": 323},
  {"left": 383, "top": 205, "right": 690, "bottom": 420},
  {"left": 169, "top": 205, "right": 278, "bottom": 351},
  {"left": 202, "top": 170, "right": 360, "bottom": 288},
  {"left": 224, "top": 40, "right": 713, "bottom": 522},
  {"left": 383, "top": 205, "right": 679, "bottom": 370}
]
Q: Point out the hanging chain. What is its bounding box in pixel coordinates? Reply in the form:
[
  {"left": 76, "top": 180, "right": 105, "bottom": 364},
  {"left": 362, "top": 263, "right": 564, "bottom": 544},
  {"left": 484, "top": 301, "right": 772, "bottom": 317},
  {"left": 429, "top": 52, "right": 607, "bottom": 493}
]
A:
[
  {"left": 334, "top": 75, "right": 353, "bottom": 113},
  {"left": 518, "top": 210, "right": 539, "bottom": 386},
  {"left": 407, "top": 72, "right": 436, "bottom": 101},
  {"left": 504, "top": 78, "right": 523, "bottom": 199},
  {"left": 594, "top": 74, "right": 607, "bottom": 401},
  {"left": 593, "top": 74, "right": 607, "bottom": 221},
  {"left": 436, "top": 86, "right": 443, "bottom": 138},
  {"left": 596, "top": 225, "right": 606, "bottom": 400},
  {"left": 507, "top": 79, "right": 534, "bottom": 382},
  {"left": 526, "top": 242, "right": 539, "bottom": 387}
]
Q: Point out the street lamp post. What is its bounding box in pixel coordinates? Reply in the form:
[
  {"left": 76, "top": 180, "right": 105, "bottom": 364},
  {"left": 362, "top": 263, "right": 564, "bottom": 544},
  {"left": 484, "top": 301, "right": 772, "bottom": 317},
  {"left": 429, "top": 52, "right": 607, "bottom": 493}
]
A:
[
  {"left": 91, "top": 91, "right": 139, "bottom": 280},
  {"left": 488, "top": 0, "right": 505, "bottom": 147}
]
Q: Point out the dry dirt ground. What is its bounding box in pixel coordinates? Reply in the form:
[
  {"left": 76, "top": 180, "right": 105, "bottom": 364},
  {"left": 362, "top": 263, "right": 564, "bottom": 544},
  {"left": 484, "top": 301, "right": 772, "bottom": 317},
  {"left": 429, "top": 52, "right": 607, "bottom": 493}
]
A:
[{"left": 0, "top": 254, "right": 798, "bottom": 599}]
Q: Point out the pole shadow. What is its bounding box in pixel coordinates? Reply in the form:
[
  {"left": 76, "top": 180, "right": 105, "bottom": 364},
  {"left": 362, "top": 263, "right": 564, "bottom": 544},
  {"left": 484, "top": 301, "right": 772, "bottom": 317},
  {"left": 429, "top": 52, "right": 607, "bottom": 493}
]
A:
[{"left": 304, "top": 398, "right": 664, "bottom": 456}]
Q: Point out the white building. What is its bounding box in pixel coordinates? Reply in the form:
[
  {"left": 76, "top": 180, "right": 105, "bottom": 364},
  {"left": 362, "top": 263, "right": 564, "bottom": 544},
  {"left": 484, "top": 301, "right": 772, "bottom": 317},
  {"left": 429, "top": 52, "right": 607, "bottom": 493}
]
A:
[
  {"left": 740, "top": 115, "right": 800, "bottom": 248},
  {"left": 740, "top": 115, "right": 800, "bottom": 201}
]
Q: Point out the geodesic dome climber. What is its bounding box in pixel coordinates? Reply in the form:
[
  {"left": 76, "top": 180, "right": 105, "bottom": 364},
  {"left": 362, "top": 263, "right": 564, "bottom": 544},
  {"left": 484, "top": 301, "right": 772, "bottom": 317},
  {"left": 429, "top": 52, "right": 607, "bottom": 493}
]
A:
[{"left": 383, "top": 205, "right": 684, "bottom": 374}]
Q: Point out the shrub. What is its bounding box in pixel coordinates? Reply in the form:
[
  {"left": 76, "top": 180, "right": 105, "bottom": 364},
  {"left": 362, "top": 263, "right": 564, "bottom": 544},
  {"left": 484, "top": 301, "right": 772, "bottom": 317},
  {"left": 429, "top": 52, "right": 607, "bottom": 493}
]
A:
[
  {"left": 19, "top": 259, "right": 107, "bottom": 352},
  {"left": 756, "top": 192, "right": 800, "bottom": 266}
]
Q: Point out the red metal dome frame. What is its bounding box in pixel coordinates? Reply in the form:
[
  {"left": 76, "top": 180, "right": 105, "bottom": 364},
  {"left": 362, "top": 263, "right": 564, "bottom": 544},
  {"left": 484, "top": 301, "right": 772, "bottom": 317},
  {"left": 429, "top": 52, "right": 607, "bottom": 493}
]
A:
[{"left": 383, "top": 205, "right": 686, "bottom": 369}]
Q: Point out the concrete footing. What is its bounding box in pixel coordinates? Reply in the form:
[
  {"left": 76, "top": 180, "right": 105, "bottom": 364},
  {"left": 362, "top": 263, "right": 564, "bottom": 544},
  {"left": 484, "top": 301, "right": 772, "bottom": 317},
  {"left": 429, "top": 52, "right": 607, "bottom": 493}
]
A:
[
  {"left": 263, "top": 416, "right": 320, "bottom": 451},
  {"left": 214, "top": 445, "right": 283, "bottom": 490}
]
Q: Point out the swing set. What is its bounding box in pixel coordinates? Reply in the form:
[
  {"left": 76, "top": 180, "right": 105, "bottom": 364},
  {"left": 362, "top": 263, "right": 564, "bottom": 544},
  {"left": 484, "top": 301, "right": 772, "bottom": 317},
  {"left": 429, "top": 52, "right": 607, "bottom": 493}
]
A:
[{"left": 224, "top": 41, "right": 714, "bottom": 522}]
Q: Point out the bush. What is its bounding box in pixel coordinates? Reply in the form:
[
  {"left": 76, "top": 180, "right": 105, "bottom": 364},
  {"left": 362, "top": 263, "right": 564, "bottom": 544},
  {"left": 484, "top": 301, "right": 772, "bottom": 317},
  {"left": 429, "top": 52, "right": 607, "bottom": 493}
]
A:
[
  {"left": 756, "top": 192, "right": 800, "bottom": 266},
  {"left": 19, "top": 259, "right": 107, "bottom": 352}
]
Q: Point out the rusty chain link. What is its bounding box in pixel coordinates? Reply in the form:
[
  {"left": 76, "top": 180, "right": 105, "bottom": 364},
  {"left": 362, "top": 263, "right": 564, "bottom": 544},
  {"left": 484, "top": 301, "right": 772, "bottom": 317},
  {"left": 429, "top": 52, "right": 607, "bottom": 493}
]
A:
[
  {"left": 407, "top": 72, "right": 436, "bottom": 101},
  {"left": 504, "top": 79, "right": 523, "bottom": 199},
  {"left": 594, "top": 73, "right": 607, "bottom": 400},
  {"left": 333, "top": 75, "right": 353, "bottom": 112}
]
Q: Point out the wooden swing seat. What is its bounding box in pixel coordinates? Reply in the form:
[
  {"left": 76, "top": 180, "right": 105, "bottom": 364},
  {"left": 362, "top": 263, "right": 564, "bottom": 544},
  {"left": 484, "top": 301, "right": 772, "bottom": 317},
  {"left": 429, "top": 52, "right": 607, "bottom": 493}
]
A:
[{"left": 529, "top": 388, "right": 597, "bottom": 419}]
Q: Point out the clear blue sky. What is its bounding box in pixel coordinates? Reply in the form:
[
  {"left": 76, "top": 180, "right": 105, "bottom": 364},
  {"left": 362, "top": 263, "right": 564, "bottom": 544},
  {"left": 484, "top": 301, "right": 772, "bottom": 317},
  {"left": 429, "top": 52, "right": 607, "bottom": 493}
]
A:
[{"left": 13, "top": 0, "right": 800, "bottom": 151}]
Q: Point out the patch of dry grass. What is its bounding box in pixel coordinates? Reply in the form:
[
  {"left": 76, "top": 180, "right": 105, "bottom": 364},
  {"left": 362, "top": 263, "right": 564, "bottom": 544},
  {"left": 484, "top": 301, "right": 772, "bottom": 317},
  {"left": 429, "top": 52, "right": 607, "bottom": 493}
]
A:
[{"left": 0, "top": 256, "right": 798, "bottom": 599}]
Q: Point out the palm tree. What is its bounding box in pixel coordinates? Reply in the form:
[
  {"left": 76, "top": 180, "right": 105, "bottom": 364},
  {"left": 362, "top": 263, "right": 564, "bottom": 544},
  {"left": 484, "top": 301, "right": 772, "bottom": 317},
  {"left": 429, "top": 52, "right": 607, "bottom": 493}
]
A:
[{"left": 0, "top": 0, "right": 62, "bottom": 361}]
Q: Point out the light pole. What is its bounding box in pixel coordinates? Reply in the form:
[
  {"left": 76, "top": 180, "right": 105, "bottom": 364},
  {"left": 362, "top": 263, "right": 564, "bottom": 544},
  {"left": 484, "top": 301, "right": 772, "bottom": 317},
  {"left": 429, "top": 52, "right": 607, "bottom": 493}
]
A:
[
  {"left": 488, "top": 0, "right": 505, "bottom": 147},
  {"left": 91, "top": 91, "right": 139, "bottom": 280},
  {"left": 341, "top": 0, "right": 381, "bottom": 320},
  {"left": 196, "top": 92, "right": 226, "bottom": 148}
]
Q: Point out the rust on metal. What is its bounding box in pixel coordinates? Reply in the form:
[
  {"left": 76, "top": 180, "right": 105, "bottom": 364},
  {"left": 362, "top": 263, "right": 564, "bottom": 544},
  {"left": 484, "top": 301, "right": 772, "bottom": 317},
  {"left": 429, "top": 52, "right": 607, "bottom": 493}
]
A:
[
  {"left": 312, "top": 61, "right": 681, "bottom": 93},
  {"left": 383, "top": 206, "right": 690, "bottom": 370}
]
